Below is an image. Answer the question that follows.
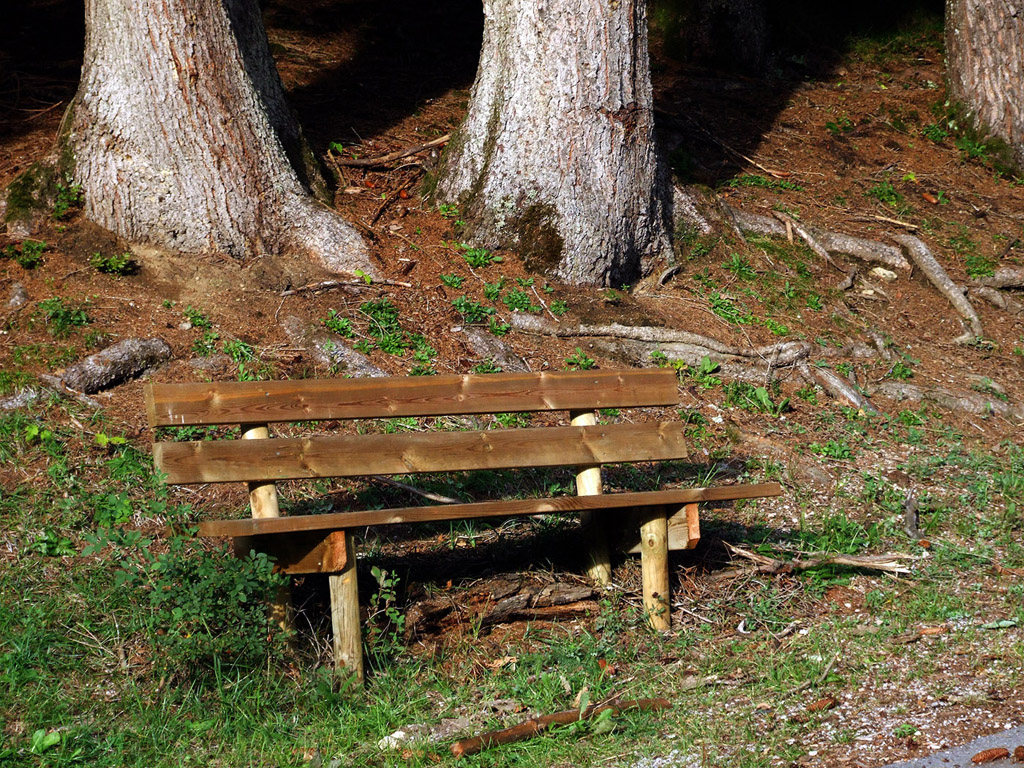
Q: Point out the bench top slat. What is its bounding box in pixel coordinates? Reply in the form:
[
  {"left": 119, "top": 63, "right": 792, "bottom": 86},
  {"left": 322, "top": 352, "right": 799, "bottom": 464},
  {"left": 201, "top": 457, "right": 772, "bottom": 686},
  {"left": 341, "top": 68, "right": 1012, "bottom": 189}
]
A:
[
  {"left": 144, "top": 369, "right": 678, "bottom": 427},
  {"left": 198, "top": 483, "right": 783, "bottom": 537},
  {"left": 153, "top": 422, "right": 689, "bottom": 484}
]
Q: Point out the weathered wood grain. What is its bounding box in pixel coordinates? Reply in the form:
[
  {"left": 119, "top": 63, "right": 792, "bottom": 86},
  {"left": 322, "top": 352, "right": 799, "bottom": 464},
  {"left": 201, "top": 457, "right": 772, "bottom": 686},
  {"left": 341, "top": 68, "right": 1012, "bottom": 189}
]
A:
[
  {"left": 154, "top": 422, "right": 690, "bottom": 484},
  {"left": 196, "top": 483, "right": 782, "bottom": 538},
  {"left": 144, "top": 369, "right": 678, "bottom": 426}
]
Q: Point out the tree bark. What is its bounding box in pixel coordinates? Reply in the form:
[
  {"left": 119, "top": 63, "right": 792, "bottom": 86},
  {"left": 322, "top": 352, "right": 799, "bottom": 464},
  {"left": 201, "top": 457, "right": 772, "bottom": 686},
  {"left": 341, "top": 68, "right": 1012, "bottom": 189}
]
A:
[
  {"left": 435, "top": 0, "right": 671, "bottom": 286},
  {"left": 945, "top": 0, "right": 1024, "bottom": 171},
  {"left": 65, "top": 0, "right": 372, "bottom": 275}
]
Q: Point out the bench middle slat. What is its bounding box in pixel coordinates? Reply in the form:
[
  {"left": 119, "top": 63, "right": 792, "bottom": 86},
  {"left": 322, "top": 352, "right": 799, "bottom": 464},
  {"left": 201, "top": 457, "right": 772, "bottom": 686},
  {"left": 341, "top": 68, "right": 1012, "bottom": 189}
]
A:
[{"left": 153, "top": 422, "right": 689, "bottom": 484}]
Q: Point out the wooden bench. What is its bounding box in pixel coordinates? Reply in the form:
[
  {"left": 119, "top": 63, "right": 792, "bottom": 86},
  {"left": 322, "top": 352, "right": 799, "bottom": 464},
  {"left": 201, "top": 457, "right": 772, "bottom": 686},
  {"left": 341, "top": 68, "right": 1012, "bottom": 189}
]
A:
[{"left": 144, "top": 369, "right": 781, "bottom": 682}]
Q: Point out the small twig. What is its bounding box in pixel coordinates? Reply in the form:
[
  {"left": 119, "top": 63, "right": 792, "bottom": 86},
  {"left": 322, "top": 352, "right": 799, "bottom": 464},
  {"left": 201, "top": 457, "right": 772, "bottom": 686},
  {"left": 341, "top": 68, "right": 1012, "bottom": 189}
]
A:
[
  {"left": 333, "top": 134, "right": 451, "bottom": 168},
  {"left": 773, "top": 212, "right": 842, "bottom": 272},
  {"left": 370, "top": 190, "right": 398, "bottom": 226},
  {"left": 791, "top": 654, "right": 839, "bottom": 695},
  {"left": 870, "top": 214, "right": 919, "bottom": 230},
  {"left": 370, "top": 475, "right": 461, "bottom": 505}
]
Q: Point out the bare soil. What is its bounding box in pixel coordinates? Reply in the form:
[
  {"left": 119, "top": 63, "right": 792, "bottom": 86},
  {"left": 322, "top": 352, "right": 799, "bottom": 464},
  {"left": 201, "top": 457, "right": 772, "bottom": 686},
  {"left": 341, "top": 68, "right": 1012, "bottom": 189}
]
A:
[{"left": 2, "top": 2, "right": 1023, "bottom": 767}]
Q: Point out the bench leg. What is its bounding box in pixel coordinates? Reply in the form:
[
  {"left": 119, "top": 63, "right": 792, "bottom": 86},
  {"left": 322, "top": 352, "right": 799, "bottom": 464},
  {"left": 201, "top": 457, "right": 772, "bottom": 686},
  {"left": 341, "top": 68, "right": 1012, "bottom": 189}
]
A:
[
  {"left": 329, "top": 531, "right": 364, "bottom": 684},
  {"left": 639, "top": 506, "right": 671, "bottom": 631},
  {"left": 570, "top": 410, "right": 611, "bottom": 586}
]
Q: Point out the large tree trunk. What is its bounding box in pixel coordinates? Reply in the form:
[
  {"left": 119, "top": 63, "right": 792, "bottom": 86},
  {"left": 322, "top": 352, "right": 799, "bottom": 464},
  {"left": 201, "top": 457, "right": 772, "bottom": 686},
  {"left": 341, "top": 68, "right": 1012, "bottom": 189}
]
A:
[
  {"left": 64, "top": 0, "right": 371, "bottom": 275},
  {"left": 435, "top": 0, "right": 671, "bottom": 287},
  {"left": 945, "top": 0, "right": 1024, "bottom": 172}
]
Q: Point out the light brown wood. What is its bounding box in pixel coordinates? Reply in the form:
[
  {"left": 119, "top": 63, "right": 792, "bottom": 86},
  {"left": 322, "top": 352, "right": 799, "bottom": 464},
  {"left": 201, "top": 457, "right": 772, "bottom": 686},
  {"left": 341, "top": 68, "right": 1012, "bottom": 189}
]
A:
[
  {"left": 241, "top": 424, "right": 290, "bottom": 631},
  {"left": 236, "top": 529, "right": 348, "bottom": 574},
  {"left": 618, "top": 503, "right": 702, "bottom": 553},
  {"left": 197, "top": 483, "right": 783, "bottom": 538},
  {"left": 684, "top": 502, "right": 700, "bottom": 550},
  {"left": 153, "top": 422, "right": 690, "bottom": 485},
  {"left": 570, "top": 410, "right": 611, "bottom": 586},
  {"left": 329, "top": 532, "right": 363, "bottom": 684},
  {"left": 639, "top": 507, "right": 670, "bottom": 631},
  {"left": 144, "top": 369, "right": 679, "bottom": 426}
]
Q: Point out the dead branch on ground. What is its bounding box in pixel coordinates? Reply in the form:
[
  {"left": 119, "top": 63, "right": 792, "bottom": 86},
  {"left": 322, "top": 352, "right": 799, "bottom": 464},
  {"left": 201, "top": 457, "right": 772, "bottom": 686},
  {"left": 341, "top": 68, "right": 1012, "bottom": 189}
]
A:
[
  {"left": 450, "top": 698, "right": 671, "bottom": 758},
  {"left": 332, "top": 134, "right": 450, "bottom": 168},
  {"left": 724, "top": 543, "right": 913, "bottom": 575},
  {"left": 280, "top": 278, "right": 412, "bottom": 296},
  {"left": 801, "top": 365, "right": 879, "bottom": 414}
]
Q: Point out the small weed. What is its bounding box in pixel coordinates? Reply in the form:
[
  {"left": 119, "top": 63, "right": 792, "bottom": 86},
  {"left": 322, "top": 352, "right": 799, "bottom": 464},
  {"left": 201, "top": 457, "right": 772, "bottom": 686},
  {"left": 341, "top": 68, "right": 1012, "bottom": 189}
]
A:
[
  {"left": 887, "top": 360, "right": 915, "bottom": 380},
  {"left": 866, "top": 180, "right": 904, "bottom": 208},
  {"left": 36, "top": 297, "right": 90, "bottom": 337},
  {"left": 52, "top": 182, "right": 83, "bottom": 219},
  {"left": 502, "top": 289, "right": 540, "bottom": 313},
  {"left": 183, "top": 306, "right": 212, "bottom": 329},
  {"left": 438, "top": 203, "right": 459, "bottom": 219},
  {"left": 452, "top": 296, "right": 494, "bottom": 323},
  {"left": 29, "top": 528, "right": 76, "bottom": 557},
  {"left": 708, "top": 292, "right": 753, "bottom": 325},
  {"left": 461, "top": 244, "right": 502, "bottom": 268},
  {"left": 366, "top": 567, "right": 406, "bottom": 669},
  {"left": 494, "top": 412, "right": 531, "bottom": 429},
  {"left": 956, "top": 135, "right": 988, "bottom": 161},
  {"left": 723, "top": 381, "right": 790, "bottom": 415},
  {"left": 675, "top": 356, "right": 721, "bottom": 389},
  {"left": 3, "top": 239, "right": 46, "bottom": 269},
  {"left": 89, "top": 251, "right": 137, "bottom": 275},
  {"left": 192, "top": 329, "right": 220, "bottom": 357},
  {"left": 471, "top": 359, "right": 503, "bottom": 374},
  {"left": 487, "top": 317, "right": 511, "bottom": 336},
  {"left": 550, "top": 300, "right": 569, "bottom": 316},
  {"left": 322, "top": 309, "right": 354, "bottom": 337},
  {"left": 921, "top": 123, "right": 948, "bottom": 143},
  {"left": 723, "top": 253, "right": 757, "bottom": 280},
  {"left": 483, "top": 278, "right": 505, "bottom": 301},
  {"left": 825, "top": 116, "right": 855, "bottom": 136},
  {"left": 795, "top": 384, "right": 819, "bottom": 404},
  {"left": 810, "top": 440, "right": 854, "bottom": 459},
  {"left": 565, "top": 348, "right": 596, "bottom": 370},
  {"left": 439, "top": 273, "right": 465, "bottom": 288},
  {"left": 893, "top": 723, "right": 918, "bottom": 738},
  {"left": 727, "top": 173, "right": 804, "bottom": 192}
]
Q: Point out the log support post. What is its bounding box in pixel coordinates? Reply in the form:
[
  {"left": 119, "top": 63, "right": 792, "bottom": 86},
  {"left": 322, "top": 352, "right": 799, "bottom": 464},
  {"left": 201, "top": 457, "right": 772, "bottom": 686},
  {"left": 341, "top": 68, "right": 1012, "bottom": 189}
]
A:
[
  {"left": 329, "top": 531, "right": 363, "bottom": 685},
  {"left": 570, "top": 409, "right": 612, "bottom": 586},
  {"left": 639, "top": 506, "right": 670, "bottom": 631},
  {"left": 242, "top": 423, "right": 291, "bottom": 632}
]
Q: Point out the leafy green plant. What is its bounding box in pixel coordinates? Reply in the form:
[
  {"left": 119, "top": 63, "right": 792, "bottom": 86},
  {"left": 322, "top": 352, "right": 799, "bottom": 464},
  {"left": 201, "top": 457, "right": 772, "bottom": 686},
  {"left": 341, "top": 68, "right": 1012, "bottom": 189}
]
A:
[
  {"left": 921, "top": 122, "right": 948, "bottom": 143},
  {"left": 866, "top": 180, "right": 904, "bottom": 207},
  {"left": 36, "top": 297, "right": 90, "bottom": 337},
  {"left": 727, "top": 173, "right": 804, "bottom": 192},
  {"left": 887, "top": 360, "right": 915, "bottom": 380},
  {"left": 52, "top": 182, "right": 83, "bottom": 219},
  {"left": 723, "top": 381, "right": 789, "bottom": 415},
  {"left": 487, "top": 317, "right": 511, "bottom": 336},
  {"left": 89, "top": 251, "right": 137, "bottom": 275},
  {"left": 439, "top": 273, "right": 465, "bottom": 288},
  {"left": 452, "top": 296, "right": 494, "bottom": 323},
  {"left": 956, "top": 135, "right": 987, "bottom": 161},
  {"left": 192, "top": 329, "right": 220, "bottom": 357},
  {"left": 707, "top": 292, "right": 753, "bottom": 325},
  {"left": 183, "top": 306, "right": 213, "bottom": 329},
  {"left": 723, "top": 253, "right": 757, "bottom": 280},
  {"left": 438, "top": 203, "right": 459, "bottom": 219},
  {"left": 674, "top": 356, "right": 721, "bottom": 389},
  {"left": 825, "top": 116, "right": 855, "bottom": 136},
  {"left": 565, "top": 348, "right": 596, "bottom": 370},
  {"left": 810, "top": 440, "right": 854, "bottom": 459},
  {"left": 322, "top": 309, "right": 354, "bottom": 337},
  {"left": 550, "top": 300, "right": 569, "bottom": 316},
  {"left": 483, "top": 278, "right": 505, "bottom": 301},
  {"left": 461, "top": 244, "right": 502, "bottom": 268},
  {"left": 366, "top": 567, "right": 406, "bottom": 668},
  {"left": 29, "top": 528, "right": 75, "bottom": 557},
  {"left": 795, "top": 384, "right": 819, "bottom": 404},
  {"left": 3, "top": 239, "right": 46, "bottom": 269},
  {"left": 502, "top": 289, "right": 540, "bottom": 313},
  {"left": 471, "top": 359, "right": 503, "bottom": 374}
]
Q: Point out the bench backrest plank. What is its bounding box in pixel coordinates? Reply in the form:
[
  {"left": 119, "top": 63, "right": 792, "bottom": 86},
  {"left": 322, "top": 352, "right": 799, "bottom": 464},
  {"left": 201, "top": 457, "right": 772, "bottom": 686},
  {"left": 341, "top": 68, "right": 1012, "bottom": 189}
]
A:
[
  {"left": 154, "top": 422, "right": 689, "bottom": 484},
  {"left": 144, "top": 369, "right": 678, "bottom": 427}
]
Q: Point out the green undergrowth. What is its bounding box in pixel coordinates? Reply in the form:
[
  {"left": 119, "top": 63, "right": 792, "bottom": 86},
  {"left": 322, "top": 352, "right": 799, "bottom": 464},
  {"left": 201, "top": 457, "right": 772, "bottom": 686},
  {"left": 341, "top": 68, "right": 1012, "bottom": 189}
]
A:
[{"left": 3, "top": 390, "right": 1024, "bottom": 766}]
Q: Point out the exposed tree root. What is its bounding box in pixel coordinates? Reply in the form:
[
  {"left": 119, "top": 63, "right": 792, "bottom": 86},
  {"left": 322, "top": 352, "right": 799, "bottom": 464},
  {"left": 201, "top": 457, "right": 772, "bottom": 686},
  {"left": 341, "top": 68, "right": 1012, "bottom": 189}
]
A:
[
  {"left": 800, "top": 364, "right": 879, "bottom": 414},
  {"left": 973, "top": 267, "right": 1024, "bottom": 289},
  {"left": 875, "top": 381, "right": 1024, "bottom": 421},
  {"left": 510, "top": 315, "right": 810, "bottom": 366},
  {"left": 720, "top": 204, "right": 911, "bottom": 271},
  {"left": 890, "top": 234, "right": 984, "bottom": 342},
  {"left": 970, "top": 286, "right": 1023, "bottom": 314}
]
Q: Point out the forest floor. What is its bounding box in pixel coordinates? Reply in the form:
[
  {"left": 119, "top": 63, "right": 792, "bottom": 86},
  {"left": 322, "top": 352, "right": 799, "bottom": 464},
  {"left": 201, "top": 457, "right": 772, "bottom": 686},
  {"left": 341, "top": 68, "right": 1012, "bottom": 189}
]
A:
[{"left": 2, "top": 2, "right": 1024, "bottom": 767}]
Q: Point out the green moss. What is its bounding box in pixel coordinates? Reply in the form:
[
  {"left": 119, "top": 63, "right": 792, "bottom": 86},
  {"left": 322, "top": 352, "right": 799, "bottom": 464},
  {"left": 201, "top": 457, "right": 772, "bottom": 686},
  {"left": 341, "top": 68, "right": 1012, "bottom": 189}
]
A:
[{"left": 4, "top": 162, "right": 57, "bottom": 224}]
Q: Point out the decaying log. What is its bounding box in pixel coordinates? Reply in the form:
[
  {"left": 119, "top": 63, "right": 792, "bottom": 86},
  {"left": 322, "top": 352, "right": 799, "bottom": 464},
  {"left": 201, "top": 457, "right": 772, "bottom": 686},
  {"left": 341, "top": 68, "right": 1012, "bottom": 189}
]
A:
[
  {"left": 970, "top": 286, "right": 1023, "bottom": 314},
  {"left": 875, "top": 382, "right": 1024, "bottom": 421},
  {"left": 510, "top": 315, "right": 810, "bottom": 366},
  {"left": 450, "top": 698, "right": 671, "bottom": 758},
  {"left": 972, "top": 266, "right": 1024, "bottom": 289},
  {"left": 800, "top": 365, "right": 879, "bottom": 414},
  {"left": 725, "top": 543, "right": 913, "bottom": 575},
  {"left": 61, "top": 337, "right": 171, "bottom": 394},
  {"left": 891, "top": 234, "right": 984, "bottom": 342}
]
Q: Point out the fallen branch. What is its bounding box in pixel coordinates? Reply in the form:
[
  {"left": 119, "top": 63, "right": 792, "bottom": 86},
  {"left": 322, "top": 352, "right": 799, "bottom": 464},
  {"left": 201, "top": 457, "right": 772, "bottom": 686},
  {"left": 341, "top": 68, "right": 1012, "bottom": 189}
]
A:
[
  {"left": 370, "top": 475, "right": 461, "bottom": 505},
  {"left": 333, "top": 134, "right": 450, "bottom": 168},
  {"left": 891, "top": 234, "right": 984, "bottom": 342},
  {"left": 724, "top": 543, "right": 913, "bottom": 575},
  {"left": 510, "top": 315, "right": 810, "bottom": 366},
  {"left": 450, "top": 698, "right": 671, "bottom": 758},
  {"left": 280, "top": 278, "right": 412, "bottom": 296}
]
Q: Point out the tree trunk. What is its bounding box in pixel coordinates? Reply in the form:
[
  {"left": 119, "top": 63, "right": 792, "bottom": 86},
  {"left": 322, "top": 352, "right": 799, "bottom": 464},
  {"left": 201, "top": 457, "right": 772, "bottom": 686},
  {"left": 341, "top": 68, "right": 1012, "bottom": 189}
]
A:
[
  {"left": 435, "top": 0, "right": 671, "bottom": 287},
  {"left": 65, "top": 0, "right": 372, "bottom": 275},
  {"left": 945, "top": 0, "right": 1024, "bottom": 172}
]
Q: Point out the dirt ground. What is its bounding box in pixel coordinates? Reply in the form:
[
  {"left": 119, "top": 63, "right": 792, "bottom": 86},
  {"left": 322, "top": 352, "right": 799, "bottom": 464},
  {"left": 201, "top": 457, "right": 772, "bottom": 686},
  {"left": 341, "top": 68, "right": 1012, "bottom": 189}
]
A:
[{"left": 2, "top": 2, "right": 1024, "bottom": 766}]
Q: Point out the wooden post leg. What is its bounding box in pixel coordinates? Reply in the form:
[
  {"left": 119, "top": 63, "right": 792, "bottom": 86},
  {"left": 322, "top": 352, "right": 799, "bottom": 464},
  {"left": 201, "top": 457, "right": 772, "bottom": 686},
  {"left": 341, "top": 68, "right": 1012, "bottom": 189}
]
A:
[
  {"left": 570, "top": 410, "right": 611, "bottom": 586},
  {"left": 242, "top": 423, "right": 292, "bottom": 633},
  {"left": 639, "top": 506, "right": 671, "bottom": 631},
  {"left": 329, "top": 531, "right": 363, "bottom": 685}
]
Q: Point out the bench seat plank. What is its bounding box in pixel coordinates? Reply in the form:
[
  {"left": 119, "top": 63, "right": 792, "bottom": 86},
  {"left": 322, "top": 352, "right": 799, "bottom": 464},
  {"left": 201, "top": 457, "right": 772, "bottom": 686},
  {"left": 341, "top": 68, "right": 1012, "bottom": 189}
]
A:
[
  {"left": 145, "top": 369, "right": 678, "bottom": 427},
  {"left": 197, "top": 483, "right": 783, "bottom": 538},
  {"left": 154, "top": 422, "right": 690, "bottom": 484}
]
